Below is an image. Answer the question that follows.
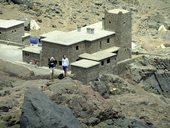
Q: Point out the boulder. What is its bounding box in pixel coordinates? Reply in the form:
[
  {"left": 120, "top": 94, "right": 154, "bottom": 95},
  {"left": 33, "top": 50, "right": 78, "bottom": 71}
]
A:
[
  {"left": 155, "top": 71, "right": 170, "bottom": 95},
  {"left": 12, "top": 0, "right": 31, "bottom": 4},
  {"left": 20, "top": 87, "right": 80, "bottom": 128},
  {"left": 11, "top": 0, "right": 33, "bottom": 8},
  {"left": 49, "top": 78, "right": 119, "bottom": 125},
  {"left": 130, "top": 56, "right": 170, "bottom": 96},
  {"left": 90, "top": 81, "right": 110, "bottom": 98},
  {"left": 90, "top": 74, "right": 135, "bottom": 97}
]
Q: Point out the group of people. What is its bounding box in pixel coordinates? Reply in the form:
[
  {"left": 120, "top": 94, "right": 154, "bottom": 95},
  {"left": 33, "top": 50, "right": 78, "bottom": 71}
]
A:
[{"left": 48, "top": 55, "right": 69, "bottom": 79}]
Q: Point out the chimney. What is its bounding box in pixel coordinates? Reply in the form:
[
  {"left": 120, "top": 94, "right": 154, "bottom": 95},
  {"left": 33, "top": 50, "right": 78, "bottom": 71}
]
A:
[
  {"left": 87, "top": 28, "right": 91, "bottom": 33},
  {"left": 91, "top": 28, "right": 94, "bottom": 34},
  {"left": 77, "top": 26, "right": 81, "bottom": 32},
  {"left": 102, "top": 17, "right": 105, "bottom": 29},
  {"left": 87, "top": 28, "right": 95, "bottom": 34}
]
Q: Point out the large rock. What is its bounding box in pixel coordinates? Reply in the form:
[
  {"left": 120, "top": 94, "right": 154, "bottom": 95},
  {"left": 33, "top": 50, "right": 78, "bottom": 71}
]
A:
[
  {"left": 11, "top": 0, "right": 33, "bottom": 8},
  {"left": 130, "top": 56, "right": 170, "bottom": 96},
  {"left": 90, "top": 74, "right": 135, "bottom": 98},
  {"left": 90, "top": 81, "right": 110, "bottom": 98},
  {"left": 20, "top": 87, "right": 80, "bottom": 128},
  {"left": 12, "top": 0, "right": 31, "bottom": 4},
  {"left": 49, "top": 78, "right": 119, "bottom": 125}
]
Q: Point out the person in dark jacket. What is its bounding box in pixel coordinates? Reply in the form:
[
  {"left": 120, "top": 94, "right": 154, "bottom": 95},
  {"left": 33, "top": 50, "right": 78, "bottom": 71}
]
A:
[{"left": 48, "top": 57, "right": 57, "bottom": 79}]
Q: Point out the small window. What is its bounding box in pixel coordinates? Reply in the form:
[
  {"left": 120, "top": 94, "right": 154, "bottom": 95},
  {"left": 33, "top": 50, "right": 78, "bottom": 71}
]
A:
[
  {"left": 0, "top": 32, "right": 1, "bottom": 34},
  {"left": 101, "top": 61, "right": 104, "bottom": 66},
  {"left": 107, "top": 58, "right": 110, "bottom": 63},
  {"left": 76, "top": 58, "right": 80, "bottom": 61},
  {"left": 24, "top": 52, "right": 29, "bottom": 56},
  {"left": 100, "top": 41, "right": 102, "bottom": 49},
  {"left": 12, "top": 30, "right": 13, "bottom": 32},
  {"left": 59, "top": 61, "right": 62, "bottom": 65},
  {"left": 109, "top": 21, "right": 111, "bottom": 24},
  {"left": 107, "top": 38, "right": 110, "bottom": 43},
  {"left": 14, "top": 30, "right": 16, "bottom": 32},
  {"left": 76, "top": 45, "right": 79, "bottom": 50}
]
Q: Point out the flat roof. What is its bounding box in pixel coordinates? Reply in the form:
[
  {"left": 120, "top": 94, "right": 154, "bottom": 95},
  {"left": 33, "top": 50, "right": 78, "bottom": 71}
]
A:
[
  {"left": 41, "top": 22, "right": 115, "bottom": 46},
  {"left": 79, "top": 51, "right": 116, "bottom": 61},
  {"left": 79, "top": 53, "right": 99, "bottom": 60},
  {"left": 22, "top": 45, "right": 42, "bottom": 54},
  {"left": 108, "top": 9, "right": 129, "bottom": 14},
  {"left": 92, "top": 51, "right": 116, "bottom": 60},
  {"left": 0, "top": 19, "right": 24, "bottom": 29},
  {"left": 102, "top": 46, "right": 120, "bottom": 53},
  {"left": 71, "top": 59, "right": 100, "bottom": 68}
]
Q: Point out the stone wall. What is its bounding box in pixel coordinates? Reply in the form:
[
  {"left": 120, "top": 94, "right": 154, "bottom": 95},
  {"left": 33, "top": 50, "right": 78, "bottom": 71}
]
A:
[
  {"left": 71, "top": 65, "right": 99, "bottom": 84},
  {"left": 117, "top": 47, "right": 131, "bottom": 62},
  {"left": 117, "top": 56, "right": 142, "bottom": 74},
  {"left": 99, "top": 56, "right": 117, "bottom": 74},
  {"left": 0, "top": 58, "right": 34, "bottom": 78},
  {"left": 22, "top": 51, "right": 40, "bottom": 65},
  {"left": 85, "top": 35, "right": 116, "bottom": 54},
  {"left": 68, "top": 41, "right": 86, "bottom": 62},
  {"left": 41, "top": 42, "right": 69, "bottom": 67},
  {"left": 22, "top": 35, "right": 30, "bottom": 45}
]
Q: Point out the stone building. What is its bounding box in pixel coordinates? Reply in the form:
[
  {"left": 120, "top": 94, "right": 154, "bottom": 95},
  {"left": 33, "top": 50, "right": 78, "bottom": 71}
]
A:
[
  {"left": 40, "top": 22, "right": 116, "bottom": 68},
  {"left": 0, "top": 19, "right": 30, "bottom": 45},
  {"left": 22, "top": 45, "right": 42, "bottom": 65},
  {"left": 22, "top": 9, "right": 132, "bottom": 83},
  {"left": 71, "top": 59, "right": 100, "bottom": 84},
  {"left": 103, "top": 9, "right": 132, "bottom": 61}
]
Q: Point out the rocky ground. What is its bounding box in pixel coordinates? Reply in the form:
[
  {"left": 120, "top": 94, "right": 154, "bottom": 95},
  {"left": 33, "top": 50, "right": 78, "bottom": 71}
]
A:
[{"left": 0, "top": 0, "right": 170, "bottom": 128}]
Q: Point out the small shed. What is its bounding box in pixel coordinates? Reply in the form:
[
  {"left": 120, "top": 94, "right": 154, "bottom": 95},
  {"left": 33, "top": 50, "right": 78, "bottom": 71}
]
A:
[
  {"left": 71, "top": 59, "right": 100, "bottom": 84},
  {"left": 22, "top": 46, "right": 41, "bottom": 65}
]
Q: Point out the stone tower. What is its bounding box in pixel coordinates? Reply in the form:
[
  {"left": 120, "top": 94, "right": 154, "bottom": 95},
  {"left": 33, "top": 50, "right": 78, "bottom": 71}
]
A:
[{"left": 103, "top": 9, "right": 132, "bottom": 61}]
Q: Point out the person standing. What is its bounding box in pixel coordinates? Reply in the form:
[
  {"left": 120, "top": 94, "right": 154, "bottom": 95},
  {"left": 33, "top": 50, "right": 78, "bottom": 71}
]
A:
[
  {"left": 62, "top": 55, "right": 69, "bottom": 77},
  {"left": 48, "top": 57, "right": 57, "bottom": 79}
]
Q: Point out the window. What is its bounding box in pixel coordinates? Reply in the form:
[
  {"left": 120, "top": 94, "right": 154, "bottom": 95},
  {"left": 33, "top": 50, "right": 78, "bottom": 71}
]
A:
[
  {"left": 14, "top": 30, "right": 16, "bottom": 32},
  {"left": 76, "top": 58, "right": 80, "bottom": 61},
  {"left": 107, "top": 58, "right": 110, "bottom": 63},
  {"left": 100, "top": 41, "right": 102, "bottom": 49},
  {"left": 109, "top": 21, "right": 111, "bottom": 24},
  {"left": 101, "top": 61, "right": 104, "bottom": 66},
  {"left": 59, "top": 61, "right": 62, "bottom": 65},
  {"left": 24, "top": 52, "right": 29, "bottom": 56},
  {"left": 107, "top": 38, "right": 110, "bottom": 43},
  {"left": 0, "top": 32, "right": 1, "bottom": 34},
  {"left": 76, "top": 45, "right": 79, "bottom": 50}
]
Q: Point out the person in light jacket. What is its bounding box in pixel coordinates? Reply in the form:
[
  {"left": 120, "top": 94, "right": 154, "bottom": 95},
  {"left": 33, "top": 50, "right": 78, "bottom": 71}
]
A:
[
  {"left": 48, "top": 57, "right": 57, "bottom": 79},
  {"left": 62, "top": 55, "right": 69, "bottom": 77}
]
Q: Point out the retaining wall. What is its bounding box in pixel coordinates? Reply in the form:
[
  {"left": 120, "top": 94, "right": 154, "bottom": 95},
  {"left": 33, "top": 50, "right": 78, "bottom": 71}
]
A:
[{"left": 0, "top": 59, "right": 34, "bottom": 78}]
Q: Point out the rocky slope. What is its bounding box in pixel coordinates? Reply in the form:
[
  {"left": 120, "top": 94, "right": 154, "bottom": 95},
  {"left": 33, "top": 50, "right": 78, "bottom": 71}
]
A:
[
  {"left": 0, "top": 0, "right": 170, "bottom": 49},
  {"left": 0, "top": 0, "right": 170, "bottom": 128},
  {"left": 0, "top": 59, "right": 170, "bottom": 128}
]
